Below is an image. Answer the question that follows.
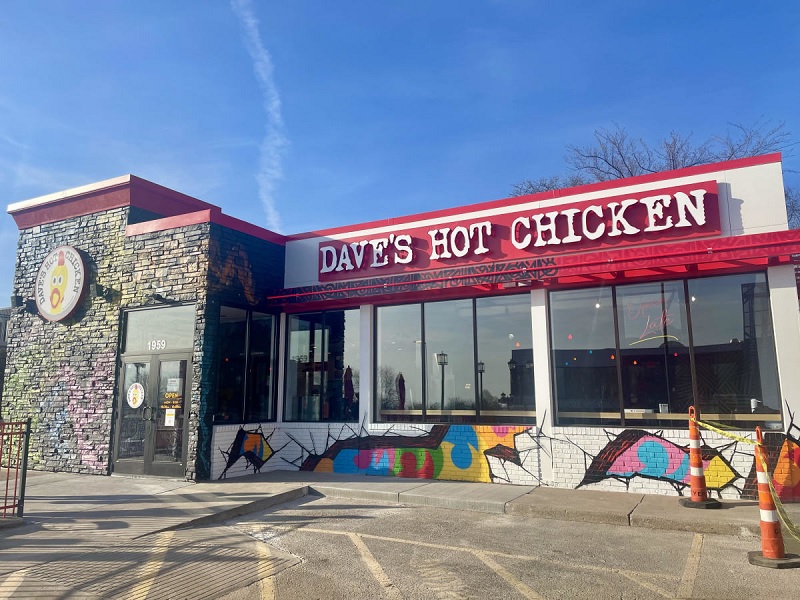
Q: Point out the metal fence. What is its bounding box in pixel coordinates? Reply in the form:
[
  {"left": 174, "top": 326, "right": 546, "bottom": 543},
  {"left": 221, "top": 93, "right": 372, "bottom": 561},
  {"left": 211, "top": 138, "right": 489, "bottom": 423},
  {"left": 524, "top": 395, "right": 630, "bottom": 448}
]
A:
[{"left": 1, "top": 418, "right": 31, "bottom": 518}]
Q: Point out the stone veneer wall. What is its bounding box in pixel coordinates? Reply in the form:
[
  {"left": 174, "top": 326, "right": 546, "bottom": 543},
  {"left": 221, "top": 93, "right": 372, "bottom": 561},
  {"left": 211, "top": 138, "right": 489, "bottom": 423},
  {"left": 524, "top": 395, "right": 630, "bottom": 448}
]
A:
[
  {"left": 4, "top": 207, "right": 130, "bottom": 473},
  {"left": 199, "top": 224, "right": 285, "bottom": 480},
  {"left": 4, "top": 207, "right": 286, "bottom": 480},
  {"left": 121, "top": 222, "right": 211, "bottom": 480}
]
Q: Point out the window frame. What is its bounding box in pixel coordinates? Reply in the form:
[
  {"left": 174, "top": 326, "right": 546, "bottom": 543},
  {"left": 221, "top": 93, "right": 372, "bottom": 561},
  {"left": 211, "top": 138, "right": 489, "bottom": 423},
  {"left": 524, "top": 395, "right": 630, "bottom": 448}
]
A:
[
  {"left": 373, "top": 294, "right": 536, "bottom": 425},
  {"left": 549, "top": 271, "right": 783, "bottom": 428},
  {"left": 213, "top": 306, "right": 278, "bottom": 424},
  {"left": 282, "top": 308, "right": 361, "bottom": 423}
]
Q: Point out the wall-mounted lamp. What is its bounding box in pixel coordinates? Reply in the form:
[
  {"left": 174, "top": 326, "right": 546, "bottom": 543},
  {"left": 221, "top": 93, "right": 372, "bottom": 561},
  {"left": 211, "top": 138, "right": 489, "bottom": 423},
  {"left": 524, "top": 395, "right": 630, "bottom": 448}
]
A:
[
  {"left": 92, "top": 283, "right": 112, "bottom": 300},
  {"left": 146, "top": 292, "right": 179, "bottom": 305},
  {"left": 11, "top": 295, "right": 36, "bottom": 313}
]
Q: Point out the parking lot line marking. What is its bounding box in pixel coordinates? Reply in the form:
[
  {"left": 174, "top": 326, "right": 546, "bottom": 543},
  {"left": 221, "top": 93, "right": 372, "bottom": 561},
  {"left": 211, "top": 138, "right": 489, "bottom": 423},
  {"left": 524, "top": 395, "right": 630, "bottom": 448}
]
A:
[
  {"left": 255, "top": 538, "right": 275, "bottom": 600},
  {"left": 271, "top": 525, "right": 676, "bottom": 594},
  {"left": 129, "top": 530, "right": 175, "bottom": 600},
  {"left": 0, "top": 568, "right": 29, "bottom": 597},
  {"left": 347, "top": 532, "right": 403, "bottom": 600},
  {"left": 616, "top": 570, "right": 672, "bottom": 598},
  {"left": 472, "top": 550, "right": 545, "bottom": 600},
  {"left": 677, "top": 533, "right": 703, "bottom": 599}
]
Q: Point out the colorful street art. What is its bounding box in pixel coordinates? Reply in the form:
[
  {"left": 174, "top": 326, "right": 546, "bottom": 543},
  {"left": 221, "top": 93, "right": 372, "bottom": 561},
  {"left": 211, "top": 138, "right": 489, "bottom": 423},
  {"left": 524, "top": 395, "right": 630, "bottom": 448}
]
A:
[
  {"left": 215, "top": 416, "right": 800, "bottom": 503},
  {"left": 218, "top": 422, "right": 541, "bottom": 484},
  {"left": 578, "top": 429, "right": 741, "bottom": 495},
  {"left": 743, "top": 409, "right": 800, "bottom": 502},
  {"left": 293, "top": 424, "right": 532, "bottom": 483},
  {"left": 218, "top": 426, "right": 279, "bottom": 479}
]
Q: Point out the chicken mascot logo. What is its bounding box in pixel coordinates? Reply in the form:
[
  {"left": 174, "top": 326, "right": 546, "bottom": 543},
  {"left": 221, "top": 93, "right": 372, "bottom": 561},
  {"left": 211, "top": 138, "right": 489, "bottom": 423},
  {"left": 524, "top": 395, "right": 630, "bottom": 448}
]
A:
[
  {"left": 34, "top": 245, "right": 86, "bottom": 322},
  {"left": 49, "top": 251, "right": 68, "bottom": 314}
]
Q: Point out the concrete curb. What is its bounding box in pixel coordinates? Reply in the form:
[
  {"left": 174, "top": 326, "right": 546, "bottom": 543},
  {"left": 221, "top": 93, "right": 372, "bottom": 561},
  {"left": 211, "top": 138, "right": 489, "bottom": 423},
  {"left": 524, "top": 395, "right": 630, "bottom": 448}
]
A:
[{"left": 147, "top": 486, "right": 311, "bottom": 536}]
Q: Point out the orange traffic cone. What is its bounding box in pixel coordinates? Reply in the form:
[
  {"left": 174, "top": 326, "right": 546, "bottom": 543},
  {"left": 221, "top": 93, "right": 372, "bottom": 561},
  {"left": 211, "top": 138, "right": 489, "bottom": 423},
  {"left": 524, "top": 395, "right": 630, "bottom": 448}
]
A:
[
  {"left": 748, "top": 426, "right": 800, "bottom": 568},
  {"left": 679, "top": 406, "right": 721, "bottom": 509}
]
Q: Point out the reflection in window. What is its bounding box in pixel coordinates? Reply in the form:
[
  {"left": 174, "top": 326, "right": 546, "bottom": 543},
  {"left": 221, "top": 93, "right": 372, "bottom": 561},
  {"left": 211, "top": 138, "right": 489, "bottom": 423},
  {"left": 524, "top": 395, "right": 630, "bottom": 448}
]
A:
[
  {"left": 425, "top": 299, "right": 475, "bottom": 422},
  {"left": 284, "top": 310, "right": 360, "bottom": 422},
  {"left": 215, "top": 308, "right": 247, "bottom": 423},
  {"left": 375, "top": 295, "right": 535, "bottom": 424},
  {"left": 689, "top": 273, "right": 780, "bottom": 418},
  {"left": 550, "top": 273, "right": 782, "bottom": 428},
  {"left": 214, "top": 307, "right": 277, "bottom": 423},
  {"left": 246, "top": 313, "right": 276, "bottom": 422},
  {"left": 476, "top": 295, "right": 535, "bottom": 424},
  {"left": 617, "top": 282, "right": 693, "bottom": 426},
  {"left": 550, "top": 288, "right": 619, "bottom": 425},
  {"left": 376, "top": 304, "right": 423, "bottom": 422}
]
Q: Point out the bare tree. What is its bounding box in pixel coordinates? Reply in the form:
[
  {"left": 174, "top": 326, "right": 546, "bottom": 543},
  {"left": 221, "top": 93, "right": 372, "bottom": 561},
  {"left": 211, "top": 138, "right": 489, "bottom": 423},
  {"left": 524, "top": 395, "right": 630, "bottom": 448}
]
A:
[{"left": 513, "top": 119, "right": 799, "bottom": 227}]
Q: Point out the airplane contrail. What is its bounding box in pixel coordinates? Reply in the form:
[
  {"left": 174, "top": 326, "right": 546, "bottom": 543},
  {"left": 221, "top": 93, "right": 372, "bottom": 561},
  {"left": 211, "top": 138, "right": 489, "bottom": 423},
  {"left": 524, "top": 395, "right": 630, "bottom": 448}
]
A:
[{"left": 230, "top": 0, "right": 286, "bottom": 232}]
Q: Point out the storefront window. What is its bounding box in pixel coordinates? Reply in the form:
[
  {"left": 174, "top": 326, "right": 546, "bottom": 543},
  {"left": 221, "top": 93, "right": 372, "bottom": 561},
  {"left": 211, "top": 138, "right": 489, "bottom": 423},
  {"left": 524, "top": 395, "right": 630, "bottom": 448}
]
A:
[
  {"left": 476, "top": 295, "right": 535, "bottom": 424},
  {"left": 425, "top": 299, "right": 475, "bottom": 423},
  {"left": 246, "top": 312, "right": 276, "bottom": 422},
  {"left": 550, "top": 273, "right": 782, "bottom": 428},
  {"left": 376, "top": 304, "right": 424, "bottom": 422},
  {"left": 688, "top": 273, "right": 781, "bottom": 423},
  {"left": 284, "top": 309, "right": 360, "bottom": 422},
  {"left": 375, "top": 295, "right": 535, "bottom": 424},
  {"left": 617, "top": 281, "right": 692, "bottom": 427},
  {"left": 214, "top": 307, "right": 277, "bottom": 423},
  {"left": 550, "top": 288, "right": 620, "bottom": 425}
]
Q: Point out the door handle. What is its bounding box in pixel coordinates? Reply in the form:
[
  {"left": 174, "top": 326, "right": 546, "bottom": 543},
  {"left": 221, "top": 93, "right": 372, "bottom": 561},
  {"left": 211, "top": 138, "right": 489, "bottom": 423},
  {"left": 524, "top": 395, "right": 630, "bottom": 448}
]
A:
[{"left": 142, "top": 406, "right": 153, "bottom": 421}]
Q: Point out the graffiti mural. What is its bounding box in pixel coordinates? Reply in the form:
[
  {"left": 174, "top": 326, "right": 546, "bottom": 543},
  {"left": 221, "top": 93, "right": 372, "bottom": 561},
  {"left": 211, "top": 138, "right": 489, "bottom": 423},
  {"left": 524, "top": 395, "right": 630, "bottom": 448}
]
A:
[
  {"left": 218, "top": 426, "right": 282, "bottom": 479},
  {"left": 293, "top": 424, "right": 533, "bottom": 483},
  {"left": 214, "top": 417, "right": 800, "bottom": 503},
  {"left": 216, "top": 422, "right": 539, "bottom": 484},
  {"left": 577, "top": 429, "right": 742, "bottom": 495},
  {"left": 209, "top": 242, "right": 257, "bottom": 304},
  {"left": 743, "top": 407, "right": 800, "bottom": 502}
]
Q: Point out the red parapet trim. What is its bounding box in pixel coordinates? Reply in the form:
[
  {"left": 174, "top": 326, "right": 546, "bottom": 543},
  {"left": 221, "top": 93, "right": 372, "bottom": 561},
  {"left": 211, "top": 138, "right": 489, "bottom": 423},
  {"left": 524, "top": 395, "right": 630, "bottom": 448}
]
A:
[
  {"left": 124, "top": 207, "right": 287, "bottom": 245},
  {"left": 9, "top": 174, "right": 222, "bottom": 230},
  {"left": 10, "top": 187, "right": 132, "bottom": 229},
  {"left": 125, "top": 210, "right": 216, "bottom": 237},
  {"left": 285, "top": 153, "right": 782, "bottom": 241},
  {"left": 212, "top": 212, "right": 286, "bottom": 245}
]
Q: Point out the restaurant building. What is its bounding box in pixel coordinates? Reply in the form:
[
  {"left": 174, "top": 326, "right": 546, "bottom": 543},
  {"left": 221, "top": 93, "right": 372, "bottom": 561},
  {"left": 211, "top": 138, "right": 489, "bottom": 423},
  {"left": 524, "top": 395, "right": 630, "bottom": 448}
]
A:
[{"left": 4, "top": 153, "right": 800, "bottom": 501}]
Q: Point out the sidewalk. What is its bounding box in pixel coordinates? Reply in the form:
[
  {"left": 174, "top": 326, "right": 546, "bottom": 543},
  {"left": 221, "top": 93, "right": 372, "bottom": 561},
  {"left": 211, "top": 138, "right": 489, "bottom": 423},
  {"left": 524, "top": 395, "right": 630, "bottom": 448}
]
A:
[{"left": 3, "top": 469, "right": 800, "bottom": 549}]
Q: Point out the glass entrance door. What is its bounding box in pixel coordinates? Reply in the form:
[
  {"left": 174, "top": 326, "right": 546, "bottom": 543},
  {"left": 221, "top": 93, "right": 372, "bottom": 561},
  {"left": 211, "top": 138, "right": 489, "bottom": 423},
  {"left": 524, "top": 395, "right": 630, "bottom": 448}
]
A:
[{"left": 113, "top": 354, "right": 190, "bottom": 477}]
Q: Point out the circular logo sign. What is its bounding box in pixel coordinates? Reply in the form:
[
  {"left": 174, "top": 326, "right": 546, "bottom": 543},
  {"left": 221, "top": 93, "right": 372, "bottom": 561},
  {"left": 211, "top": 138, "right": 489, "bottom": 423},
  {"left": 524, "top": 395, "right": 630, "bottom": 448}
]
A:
[
  {"left": 34, "top": 246, "right": 87, "bottom": 322},
  {"left": 127, "top": 383, "right": 145, "bottom": 409}
]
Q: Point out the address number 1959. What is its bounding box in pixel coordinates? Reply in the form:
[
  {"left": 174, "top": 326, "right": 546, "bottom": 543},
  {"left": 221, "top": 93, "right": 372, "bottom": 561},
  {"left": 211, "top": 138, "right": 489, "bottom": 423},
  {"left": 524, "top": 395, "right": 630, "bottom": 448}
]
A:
[{"left": 148, "top": 339, "right": 167, "bottom": 351}]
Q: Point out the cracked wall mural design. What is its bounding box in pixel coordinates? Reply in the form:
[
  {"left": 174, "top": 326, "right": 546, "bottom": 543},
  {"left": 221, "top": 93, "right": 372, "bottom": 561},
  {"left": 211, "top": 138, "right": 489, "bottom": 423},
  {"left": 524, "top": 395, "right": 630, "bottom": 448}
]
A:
[
  {"left": 216, "top": 418, "right": 799, "bottom": 502},
  {"left": 578, "top": 429, "right": 741, "bottom": 495}
]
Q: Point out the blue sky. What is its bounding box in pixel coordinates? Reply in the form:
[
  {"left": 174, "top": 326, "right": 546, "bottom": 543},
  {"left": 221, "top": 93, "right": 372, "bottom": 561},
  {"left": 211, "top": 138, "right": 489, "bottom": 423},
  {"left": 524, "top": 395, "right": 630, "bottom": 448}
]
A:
[{"left": 1, "top": 1, "right": 799, "bottom": 302}]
